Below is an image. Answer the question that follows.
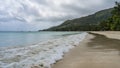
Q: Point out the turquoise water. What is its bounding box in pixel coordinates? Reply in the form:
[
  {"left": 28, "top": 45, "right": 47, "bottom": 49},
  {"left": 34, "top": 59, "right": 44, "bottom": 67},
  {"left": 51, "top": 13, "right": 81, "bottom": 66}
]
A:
[{"left": 0, "top": 31, "right": 80, "bottom": 47}]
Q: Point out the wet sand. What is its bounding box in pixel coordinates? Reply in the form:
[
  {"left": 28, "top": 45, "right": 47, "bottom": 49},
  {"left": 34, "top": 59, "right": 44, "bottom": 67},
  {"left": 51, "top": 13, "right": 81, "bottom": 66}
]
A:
[{"left": 52, "top": 32, "right": 120, "bottom": 68}]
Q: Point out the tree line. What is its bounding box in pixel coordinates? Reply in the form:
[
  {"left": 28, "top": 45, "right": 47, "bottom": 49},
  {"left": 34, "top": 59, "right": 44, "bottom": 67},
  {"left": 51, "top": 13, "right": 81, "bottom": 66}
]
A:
[{"left": 99, "top": 2, "right": 120, "bottom": 31}]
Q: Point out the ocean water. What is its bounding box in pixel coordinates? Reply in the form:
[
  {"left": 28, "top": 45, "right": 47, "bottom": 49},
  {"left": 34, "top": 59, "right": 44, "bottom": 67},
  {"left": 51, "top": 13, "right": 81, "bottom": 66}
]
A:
[
  {"left": 0, "top": 31, "right": 87, "bottom": 68},
  {"left": 0, "top": 31, "right": 80, "bottom": 47}
]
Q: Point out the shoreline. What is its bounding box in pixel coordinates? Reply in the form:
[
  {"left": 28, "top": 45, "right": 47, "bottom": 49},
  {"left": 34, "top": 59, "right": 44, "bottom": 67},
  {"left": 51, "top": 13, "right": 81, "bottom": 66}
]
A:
[
  {"left": 0, "top": 31, "right": 81, "bottom": 48},
  {"left": 52, "top": 31, "right": 120, "bottom": 68},
  {"left": 0, "top": 32, "right": 87, "bottom": 68}
]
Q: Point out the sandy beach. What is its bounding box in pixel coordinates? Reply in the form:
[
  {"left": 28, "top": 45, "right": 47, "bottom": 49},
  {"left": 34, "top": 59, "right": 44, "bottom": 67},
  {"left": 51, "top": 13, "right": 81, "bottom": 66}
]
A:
[{"left": 52, "top": 31, "right": 120, "bottom": 68}]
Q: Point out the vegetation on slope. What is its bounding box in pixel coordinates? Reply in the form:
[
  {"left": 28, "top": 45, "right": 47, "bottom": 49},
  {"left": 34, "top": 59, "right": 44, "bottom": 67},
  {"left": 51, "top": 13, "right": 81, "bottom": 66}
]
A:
[
  {"left": 42, "top": 2, "right": 120, "bottom": 31},
  {"left": 99, "top": 2, "right": 120, "bottom": 31}
]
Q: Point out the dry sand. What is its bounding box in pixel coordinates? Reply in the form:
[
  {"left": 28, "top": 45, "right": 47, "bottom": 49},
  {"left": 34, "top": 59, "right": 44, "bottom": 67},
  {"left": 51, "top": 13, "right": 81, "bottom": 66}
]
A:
[{"left": 52, "top": 31, "right": 120, "bottom": 68}]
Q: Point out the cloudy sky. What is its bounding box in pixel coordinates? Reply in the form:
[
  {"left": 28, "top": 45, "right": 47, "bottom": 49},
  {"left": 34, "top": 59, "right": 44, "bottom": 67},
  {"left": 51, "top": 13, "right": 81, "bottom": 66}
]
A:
[{"left": 0, "top": 0, "right": 119, "bottom": 31}]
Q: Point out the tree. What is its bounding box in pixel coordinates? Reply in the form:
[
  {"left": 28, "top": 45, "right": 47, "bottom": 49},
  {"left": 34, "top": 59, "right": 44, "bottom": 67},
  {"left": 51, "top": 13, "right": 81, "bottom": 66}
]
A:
[{"left": 100, "top": 2, "right": 120, "bottom": 31}]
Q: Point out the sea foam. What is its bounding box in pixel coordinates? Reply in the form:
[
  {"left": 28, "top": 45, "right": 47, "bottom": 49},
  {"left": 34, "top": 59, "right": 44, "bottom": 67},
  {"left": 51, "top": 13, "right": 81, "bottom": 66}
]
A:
[{"left": 0, "top": 32, "right": 87, "bottom": 68}]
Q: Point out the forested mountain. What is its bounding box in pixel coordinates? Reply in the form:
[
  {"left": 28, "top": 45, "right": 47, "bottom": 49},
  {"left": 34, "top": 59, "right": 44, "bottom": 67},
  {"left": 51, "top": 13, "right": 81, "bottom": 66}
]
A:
[
  {"left": 43, "top": 8, "right": 113, "bottom": 31},
  {"left": 99, "top": 2, "right": 120, "bottom": 31}
]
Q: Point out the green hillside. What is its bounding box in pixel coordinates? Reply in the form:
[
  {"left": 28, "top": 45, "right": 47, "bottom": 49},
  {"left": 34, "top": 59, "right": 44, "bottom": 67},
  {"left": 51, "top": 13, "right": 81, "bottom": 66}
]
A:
[
  {"left": 99, "top": 2, "right": 120, "bottom": 31},
  {"left": 42, "top": 8, "right": 113, "bottom": 31}
]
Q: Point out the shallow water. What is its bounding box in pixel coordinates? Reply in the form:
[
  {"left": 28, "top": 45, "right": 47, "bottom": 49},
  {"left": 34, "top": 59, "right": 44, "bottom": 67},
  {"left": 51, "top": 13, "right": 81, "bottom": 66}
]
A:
[
  {"left": 0, "top": 31, "right": 80, "bottom": 47},
  {"left": 0, "top": 32, "right": 87, "bottom": 68}
]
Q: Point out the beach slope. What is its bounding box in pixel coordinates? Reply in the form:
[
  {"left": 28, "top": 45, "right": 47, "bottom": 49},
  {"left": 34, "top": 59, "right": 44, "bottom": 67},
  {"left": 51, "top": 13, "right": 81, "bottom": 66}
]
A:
[{"left": 52, "top": 32, "right": 120, "bottom": 68}]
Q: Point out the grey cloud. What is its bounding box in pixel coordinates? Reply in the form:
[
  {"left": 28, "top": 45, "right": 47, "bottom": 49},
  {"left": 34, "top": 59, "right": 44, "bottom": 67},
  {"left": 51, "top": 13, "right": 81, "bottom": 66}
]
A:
[
  {"left": 0, "top": 0, "right": 120, "bottom": 31},
  {"left": 19, "top": 3, "right": 40, "bottom": 16},
  {"left": 30, "top": 0, "right": 48, "bottom": 5},
  {"left": 0, "top": 16, "right": 27, "bottom": 22},
  {"left": 61, "top": 4, "right": 93, "bottom": 15},
  {"left": 34, "top": 14, "right": 76, "bottom": 23},
  {"left": 0, "top": 17, "right": 18, "bottom": 22}
]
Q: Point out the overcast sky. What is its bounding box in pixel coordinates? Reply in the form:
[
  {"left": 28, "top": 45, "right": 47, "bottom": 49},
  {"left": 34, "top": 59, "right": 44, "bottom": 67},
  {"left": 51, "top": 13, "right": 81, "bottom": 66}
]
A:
[{"left": 0, "top": 0, "right": 120, "bottom": 31}]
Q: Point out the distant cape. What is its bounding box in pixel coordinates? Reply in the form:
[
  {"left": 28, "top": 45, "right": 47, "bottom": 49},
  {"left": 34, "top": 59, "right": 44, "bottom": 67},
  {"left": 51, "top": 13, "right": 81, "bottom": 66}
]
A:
[{"left": 41, "top": 8, "right": 113, "bottom": 31}]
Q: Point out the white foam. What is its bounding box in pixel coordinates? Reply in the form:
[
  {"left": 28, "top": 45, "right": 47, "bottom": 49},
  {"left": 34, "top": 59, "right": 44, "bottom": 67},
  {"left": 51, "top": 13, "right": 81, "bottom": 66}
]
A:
[{"left": 0, "top": 32, "right": 87, "bottom": 68}]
